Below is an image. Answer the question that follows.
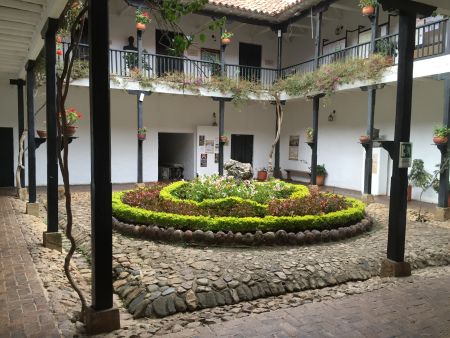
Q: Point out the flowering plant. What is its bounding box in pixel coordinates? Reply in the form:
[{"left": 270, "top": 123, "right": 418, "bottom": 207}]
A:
[
  {"left": 136, "top": 9, "right": 151, "bottom": 24},
  {"left": 221, "top": 31, "right": 233, "bottom": 40},
  {"left": 138, "top": 127, "right": 147, "bottom": 134},
  {"left": 63, "top": 108, "right": 83, "bottom": 126}
]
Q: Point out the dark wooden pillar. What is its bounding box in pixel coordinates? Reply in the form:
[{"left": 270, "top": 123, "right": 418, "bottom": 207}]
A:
[
  {"left": 218, "top": 99, "right": 225, "bottom": 176},
  {"left": 137, "top": 29, "right": 143, "bottom": 183},
  {"left": 42, "top": 19, "right": 59, "bottom": 233},
  {"left": 10, "top": 79, "right": 26, "bottom": 188},
  {"left": 310, "top": 11, "right": 323, "bottom": 185},
  {"left": 378, "top": 0, "right": 435, "bottom": 276},
  {"left": 273, "top": 27, "right": 284, "bottom": 179},
  {"left": 85, "top": 1, "right": 120, "bottom": 333},
  {"left": 26, "top": 61, "right": 37, "bottom": 204},
  {"left": 437, "top": 78, "right": 450, "bottom": 208},
  {"left": 363, "top": 8, "right": 379, "bottom": 196}
]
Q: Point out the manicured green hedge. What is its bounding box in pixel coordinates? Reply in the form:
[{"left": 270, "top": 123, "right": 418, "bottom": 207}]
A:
[
  {"left": 158, "top": 180, "right": 310, "bottom": 215},
  {"left": 112, "top": 191, "right": 365, "bottom": 233}
]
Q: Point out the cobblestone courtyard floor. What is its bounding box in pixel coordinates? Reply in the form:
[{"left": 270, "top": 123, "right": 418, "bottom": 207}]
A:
[{"left": 1, "top": 187, "right": 450, "bottom": 337}]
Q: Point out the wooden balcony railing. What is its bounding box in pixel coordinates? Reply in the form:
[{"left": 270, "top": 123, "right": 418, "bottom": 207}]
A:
[{"left": 60, "top": 19, "right": 448, "bottom": 91}]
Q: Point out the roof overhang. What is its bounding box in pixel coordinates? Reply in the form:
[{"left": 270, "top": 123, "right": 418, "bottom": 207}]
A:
[{"left": 0, "top": 0, "right": 67, "bottom": 79}]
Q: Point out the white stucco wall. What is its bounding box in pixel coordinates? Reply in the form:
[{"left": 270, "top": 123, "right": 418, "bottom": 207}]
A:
[{"left": 280, "top": 78, "right": 445, "bottom": 203}]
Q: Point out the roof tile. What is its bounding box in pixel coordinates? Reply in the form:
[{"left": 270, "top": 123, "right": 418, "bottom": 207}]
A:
[{"left": 208, "top": 0, "right": 304, "bottom": 16}]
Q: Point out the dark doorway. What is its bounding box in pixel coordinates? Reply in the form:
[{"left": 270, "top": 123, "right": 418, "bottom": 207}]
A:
[
  {"left": 155, "top": 30, "right": 184, "bottom": 75},
  {"left": 0, "top": 127, "right": 14, "bottom": 187},
  {"left": 231, "top": 134, "right": 254, "bottom": 165},
  {"left": 239, "top": 43, "right": 261, "bottom": 82},
  {"left": 158, "top": 132, "right": 195, "bottom": 181}
]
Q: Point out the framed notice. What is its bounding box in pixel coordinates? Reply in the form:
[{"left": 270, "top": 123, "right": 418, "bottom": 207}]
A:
[
  {"left": 199, "top": 135, "right": 205, "bottom": 146},
  {"left": 399, "top": 142, "right": 412, "bottom": 168},
  {"left": 205, "top": 140, "right": 214, "bottom": 154},
  {"left": 289, "top": 135, "right": 299, "bottom": 160},
  {"left": 200, "top": 154, "right": 208, "bottom": 167}
]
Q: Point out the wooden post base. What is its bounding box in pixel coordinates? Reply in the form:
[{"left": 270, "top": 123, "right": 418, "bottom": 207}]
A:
[
  {"left": 434, "top": 207, "right": 450, "bottom": 222},
  {"left": 26, "top": 202, "right": 39, "bottom": 217},
  {"left": 17, "top": 188, "right": 28, "bottom": 201},
  {"left": 362, "top": 194, "right": 375, "bottom": 205},
  {"left": 42, "top": 232, "right": 62, "bottom": 252},
  {"left": 135, "top": 183, "right": 146, "bottom": 189},
  {"left": 84, "top": 306, "right": 120, "bottom": 335},
  {"left": 380, "top": 258, "right": 411, "bottom": 277}
]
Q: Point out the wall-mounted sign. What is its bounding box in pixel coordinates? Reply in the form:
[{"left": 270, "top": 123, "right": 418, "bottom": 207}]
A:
[
  {"left": 399, "top": 142, "right": 412, "bottom": 168},
  {"left": 289, "top": 135, "right": 299, "bottom": 160},
  {"left": 200, "top": 154, "right": 208, "bottom": 167}
]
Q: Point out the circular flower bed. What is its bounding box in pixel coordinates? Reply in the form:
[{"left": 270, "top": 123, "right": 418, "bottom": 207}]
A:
[{"left": 112, "top": 176, "right": 370, "bottom": 246}]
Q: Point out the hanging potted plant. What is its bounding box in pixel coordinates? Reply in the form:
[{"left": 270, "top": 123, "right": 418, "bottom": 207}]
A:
[
  {"left": 408, "top": 159, "right": 432, "bottom": 202},
  {"left": 316, "top": 164, "right": 328, "bottom": 186},
  {"left": 62, "top": 108, "right": 82, "bottom": 137},
  {"left": 221, "top": 31, "right": 233, "bottom": 45},
  {"left": 136, "top": 9, "right": 151, "bottom": 31},
  {"left": 359, "top": 135, "right": 370, "bottom": 144},
  {"left": 375, "top": 38, "right": 398, "bottom": 64},
  {"left": 358, "top": 0, "right": 378, "bottom": 16},
  {"left": 433, "top": 125, "right": 450, "bottom": 145},
  {"left": 257, "top": 168, "right": 268, "bottom": 181},
  {"left": 37, "top": 121, "right": 47, "bottom": 138},
  {"left": 138, "top": 127, "right": 147, "bottom": 140},
  {"left": 219, "top": 135, "right": 228, "bottom": 143},
  {"left": 305, "top": 127, "right": 314, "bottom": 143}
]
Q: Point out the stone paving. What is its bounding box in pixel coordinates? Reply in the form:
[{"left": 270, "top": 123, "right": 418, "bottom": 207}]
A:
[
  {"left": 45, "top": 191, "right": 450, "bottom": 321},
  {"left": 0, "top": 193, "right": 60, "bottom": 338},
  {"left": 2, "top": 187, "right": 449, "bottom": 337}
]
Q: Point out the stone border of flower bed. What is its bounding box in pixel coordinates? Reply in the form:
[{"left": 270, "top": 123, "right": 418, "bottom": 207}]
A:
[{"left": 112, "top": 216, "right": 373, "bottom": 246}]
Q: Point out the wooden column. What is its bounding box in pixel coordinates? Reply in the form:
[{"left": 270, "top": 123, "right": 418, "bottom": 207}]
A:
[
  {"left": 437, "top": 78, "right": 450, "bottom": 209},
  {"left": 26, "top": 61, "right": 37, "bottom": 204},
  {"left": 310, "top": 11, "right": 323, "bottom": 185},
  {"left": 41, "top": 19, "right": 59, "bottom": 234},
  {"left": 363, "top": 8, "right": 379, "bottom": 197},
  {"left": 137, "top": 29, "right": 143, "bottom": 183},
  {"left": 218, "top": 99, "right": 225, "bottom": 176},
  {"left": 85, "top": 0, "right": 120, "bottom": 333},
  {"left": 273, "top": 27, "right": 284, "bottom": 179},
  {"left": 378, "top": 0, "right": 435, "bottom": 276}
]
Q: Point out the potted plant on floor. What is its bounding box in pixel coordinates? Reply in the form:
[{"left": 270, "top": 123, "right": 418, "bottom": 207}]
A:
[
  {"left": 136, "top": 9, "right": 151, "bottom": 31},
  {"left": 138, "top": 127, "right": 147, "bottom": 140},
  {"left": 375, "top": 38, "right": 398, "bottom": 64},
  {"left": 316, "top": 164, "right": 327, "bottom": 186},
  {"left": 257, "top": 168, "right": 268, "bottom": 181},
  {"left": 358, "top": 0, "right": 378, "bottom": 16},
  {"left": 221, "top": 31, "right": 233, "bottom": 45},
  {"left": 408, "top": 159, "right": 432, "bottom": 202},
  {"left": 433, "top": 125, "right": 450, "bottom": 145},
  {"left": 63, "top": 108, "right": 83, "bottom": 137},
  {"left": 305, "top": 127, "right": 314, "bottom": 143},
  {"left": 37, "top": 121, "right": 47, "bottom": 138}
]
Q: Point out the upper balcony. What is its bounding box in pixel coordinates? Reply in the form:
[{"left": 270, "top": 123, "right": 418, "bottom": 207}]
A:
[{"left": 62, "top": 18, "right": 449, "bottom": 93}]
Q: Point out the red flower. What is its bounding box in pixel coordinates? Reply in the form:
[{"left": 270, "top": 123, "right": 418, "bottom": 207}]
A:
[{"left": 56, "top": 49, "right": 63, "bottom": 56}]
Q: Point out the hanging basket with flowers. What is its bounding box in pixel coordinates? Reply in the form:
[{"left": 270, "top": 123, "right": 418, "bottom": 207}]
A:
[
  {"left": 62, "top": 107, "right": 83, "bottom": 137},
  {"left": 138, "top": 127, "right": 147, "bottom": 140},
  {"left": 358, "top": 0, "right": 378, "bottom": 16},
  {"left": 136, "top": 9, "right": 151, "bottom": 31},
  {"left": 221, "top": 31, "right": 234, "bottom": 45}
]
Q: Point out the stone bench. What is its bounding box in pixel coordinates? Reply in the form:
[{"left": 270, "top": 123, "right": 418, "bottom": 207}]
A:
[{"left": 285, "top": 169, "right": 311, "bottom": 183}]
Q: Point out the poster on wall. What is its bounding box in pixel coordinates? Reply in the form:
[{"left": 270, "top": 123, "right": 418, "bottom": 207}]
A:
[
  {"left": 289, "top": 135, "right": 299, "bottom": 160},
  {"left": 399, "top": 142, "right": 412, "bottom": 168},
  {"left": 200, "top": 154, "right": 208, "bottom": 167},
  {"left": 205, "top": 140, "right": 214, "bottom": 154},
  {"left": 199, "top": 135, "right": 205, "bottom": 146}
]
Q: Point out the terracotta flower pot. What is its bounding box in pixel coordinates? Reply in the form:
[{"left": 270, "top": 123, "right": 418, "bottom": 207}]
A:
[
  {"left": 221, "top": 38, "right": 231, "bottom": 45},
  {"left": 56, "top": 36, "right": 62, "bottom": 43},
  {"left": 407, "top": 185, "right": 412, "bottom": 201},
  {"left": 138, "top": 133, "right": 146, "bottom": 141},
  {"left": 136, "top": 22, "right": 146, "bottom": 31},
  {"left": 37, "top": 130, "right": 47, "bottom": 138},
  {"left": 316, "top": 175, "right": 325, "bottom": 186},
  {"left": 362, "top": 6, "right": 375, "bottom": 16},
  {"left": 64, "top": 126, "right": 77, "bottom": 137},
  {"left": 433, "top": 136, "right": 448, "bottom": 145},
  {"left": 306, "top": 137, "right": 314, "bottom": 143},
  {"left": 257, "top": 171, "right": 268, "bottom": 181},
  {"left": 359, "top": 135, "right": 370, "bottom": 144},
  {"left": 220, "top": 135, "right": 228, "bottom": 143},
  {"left": 385, "top": 55, "right": 395, "bottom": 65}
]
